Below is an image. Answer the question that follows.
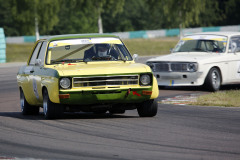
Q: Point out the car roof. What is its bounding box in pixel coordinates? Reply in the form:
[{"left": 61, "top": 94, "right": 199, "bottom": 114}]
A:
[
  {"left": 185, "top": 32, "right": 240, "bottom": 37},
  {"left": 40, "top": 34, "right": 119, "bottom": 42}
]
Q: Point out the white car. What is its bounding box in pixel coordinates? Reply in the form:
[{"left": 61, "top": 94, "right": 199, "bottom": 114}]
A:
[{"left": 146, "top": 32, "right": 240, "bottom": 91}]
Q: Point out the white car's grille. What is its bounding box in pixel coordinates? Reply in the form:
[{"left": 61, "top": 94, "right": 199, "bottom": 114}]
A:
[
  {"left": 155, "top": 63, "right": 169, "bottom": 72},
  {"left": 73, "top": 75, "right": 139, "bottom": 87},
  {"left": 171, "top": 63, "right": 188, "bottom": 72},
  {"left": 153, "top": 62, "right": 189, "bottom": 72}
]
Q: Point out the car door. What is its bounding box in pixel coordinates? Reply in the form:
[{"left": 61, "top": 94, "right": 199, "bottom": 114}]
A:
[
  {"left": 32, "top": 41, "right": 48, "bottom": 104},
  {"left": 226, "top": 36, "right": 240, "bottom": 83},
  {"left": 23, "top": 41, "right": 43, "bottom": 105}
]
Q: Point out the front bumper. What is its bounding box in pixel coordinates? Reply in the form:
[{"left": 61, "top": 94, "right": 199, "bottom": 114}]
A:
[
  {"left": 59, "top": 88, "right": 152, "bottom": 105},
  {"left": 154, "top": 71, "right": 204, "bottom": 86}
]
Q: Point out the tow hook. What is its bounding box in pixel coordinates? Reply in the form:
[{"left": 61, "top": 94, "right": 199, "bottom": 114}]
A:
[{"left": 125, "top": 88, "right": 131, "bottom": 98}]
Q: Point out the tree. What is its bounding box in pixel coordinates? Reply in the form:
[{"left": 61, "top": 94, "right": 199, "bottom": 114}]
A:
[
  {"left": 194, "top": 0, "right": 224, "bottom": 27},
  {"left": 148, "top": 0, "right": 206, "bottom": 29},
  {"left": 9, "top": 0, "right": 60, "bottom": 36},
  {"left": 224, "top": 0, "right": 240, "bottom": 25},
  {"left": 0, "top": 0, "right": 18, "bottom": 36},
  {"left": 49, "top": 0, "right": 99, "bottom": 35},
  {"left": 102, "top": 0, "right": 155, "bottom": 32},
  {"left": 92, "top": 0, "right": 125, "bottom": 33}
]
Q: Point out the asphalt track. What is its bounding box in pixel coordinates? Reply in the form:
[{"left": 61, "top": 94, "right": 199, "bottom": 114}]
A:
[{"left": 0, "top": 59, "right": 240, "bottom": 160}]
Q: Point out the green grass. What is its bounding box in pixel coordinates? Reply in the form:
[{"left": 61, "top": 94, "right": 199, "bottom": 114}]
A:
[
  {"left": 192, "top": 90, "right": 240, "bottom": 107},
  {"left": 123, "top": 37, "right": 178, "bottom": 56},
  {"left": 5, "top": 37, "right": 179, "bottom": 62},
  {"left": 6, "top": 43, "right": 34, "bottom": 62}
]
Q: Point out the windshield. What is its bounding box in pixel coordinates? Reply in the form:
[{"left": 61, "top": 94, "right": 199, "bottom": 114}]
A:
[
  {"left": 173, "top": 35, "right": 228, "bottom": 53},
  {"left": 46, "top": 37, "right": 132, "bottom": 64}
]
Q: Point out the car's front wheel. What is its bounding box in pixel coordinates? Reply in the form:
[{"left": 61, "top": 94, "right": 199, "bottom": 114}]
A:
[
  {"left": 137, "top": 99, "right": 158, "bottom": 117},
  {"left": 20, "top": 88, "right": 39, "bottom": 115},
  {"left": 204, "top": 67, "right": 221, "bottom": 92},
  {"left": 43, "top": 89, "right": 63, "bottom": 119}
]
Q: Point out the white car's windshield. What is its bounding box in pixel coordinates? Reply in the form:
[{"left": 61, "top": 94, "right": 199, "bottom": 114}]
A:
[
  {"left": 173, "top": 35, "right": 227, "bottom": 53},
  {"left": 46, "top": 37, "right": 132, "bottom": 64}
]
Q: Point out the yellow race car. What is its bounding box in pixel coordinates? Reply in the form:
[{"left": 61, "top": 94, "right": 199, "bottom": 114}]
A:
[{"left": 17, "top": 34, "right": 159, "bottom": 119}]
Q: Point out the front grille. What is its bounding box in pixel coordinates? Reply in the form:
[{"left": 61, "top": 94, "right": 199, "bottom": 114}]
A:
[
  {"left": 73, "top": 75, "right": 139, "bottom": 87},
  {"left": 171, "top": 63, "right": 188, "bottom": 72},
  {"left": 153, "top": 62, "right": 189, "bottom": 72},
  {"left": 155, "top": 63, "right": 169, "bottom": 72}
]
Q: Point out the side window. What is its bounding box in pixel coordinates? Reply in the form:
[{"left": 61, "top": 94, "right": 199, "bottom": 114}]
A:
[
  {"left": 29, "top": 42, "right": 42, "bottom": 65},
  {"left": 37, "top": 41, "right": 47, "bottom": 66},
  {"left": 229, "top": 36, "right": 240, "bottom": 53}
]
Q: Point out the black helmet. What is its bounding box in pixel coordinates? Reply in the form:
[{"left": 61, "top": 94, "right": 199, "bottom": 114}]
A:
[{"left": 96, "top": 44, "right": 110, "bottom": 49}]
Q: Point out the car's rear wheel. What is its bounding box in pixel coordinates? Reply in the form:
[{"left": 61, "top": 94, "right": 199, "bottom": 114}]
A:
[
  {"left": 204, "top": 67, "right": 221, "bottom": 92},
  {"left": 20, "top": 88, "right": 39, "bottom": 115},
  {"left": 137, "top": 99, "right": 158, "bottom": 117},
  {"left": 43, "top": 89, "right": 63, "bottom": 119}
]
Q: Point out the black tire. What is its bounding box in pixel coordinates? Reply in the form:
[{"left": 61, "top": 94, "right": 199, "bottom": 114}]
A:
[
  {"left": 137, "top": 99, "right": 158, "bottom": 117},
  {"left": 204, "top": 67, "right": 221, "bottom": 92},
  {"left": 20, "top": 88, "right": 39, "bottom": 115},
  {"left": 43, "top": 89, "right": 63, "bottom": 119}
]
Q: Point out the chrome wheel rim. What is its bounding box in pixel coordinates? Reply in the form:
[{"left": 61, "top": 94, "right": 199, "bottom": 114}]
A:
[
  {"left": 43, "top": 97, "right": 48, "bottom": 116},
  {"left": 20, "top": 92, "right": 24, "bottom": 112},
  {"left": 212, "top": 70, "right": 220, "bottom": 89}
]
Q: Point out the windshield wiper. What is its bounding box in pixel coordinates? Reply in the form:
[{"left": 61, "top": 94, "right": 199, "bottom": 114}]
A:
[{"left": 52, "top": 59, "right": 76, "bottom": 64}]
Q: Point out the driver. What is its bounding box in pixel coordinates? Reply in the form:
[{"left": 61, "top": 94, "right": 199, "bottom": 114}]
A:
[
  {"left": 84, "top": 44, "right": 118, "bottom": 61},
  {"left": 97, "top": 44, "right": 110, "bottom": 57}
]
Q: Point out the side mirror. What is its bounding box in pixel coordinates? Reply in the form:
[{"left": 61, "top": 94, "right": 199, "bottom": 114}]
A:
[
  {"left": 132, "top": 54, "right": 139, "bottom": 61},
  {"left": 35, "top": 59, "right": 42, "bottom": 66}
]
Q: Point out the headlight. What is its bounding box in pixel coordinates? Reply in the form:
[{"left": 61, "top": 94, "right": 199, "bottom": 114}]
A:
[
  {"left": 140, "top": 74, "right": 152, "bottom": 86},
  {"left": 146, "top": 62, "right": 155, "bottom": 71},
  {"left": 187, "top": 63, "right": 198, "bottom": 72},
  {"left": 60, "top": 78, "right": 71, "bottom": 89}
]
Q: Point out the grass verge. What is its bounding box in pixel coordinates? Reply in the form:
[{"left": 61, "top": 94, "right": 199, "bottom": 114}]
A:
[
  {"left": 191, "top": 90, "right": 240, "bottom": 107},
  {"left": 6, "top": 43, "right": 34, "bottom": 62},
  {"left": 123, "top": 37, "right": 178, "bottom": 56},
  {"left": 6, "top": 37, "right": 179, "bottom": 62}
]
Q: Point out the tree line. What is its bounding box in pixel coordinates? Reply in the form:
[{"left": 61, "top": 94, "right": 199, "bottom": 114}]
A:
[{"left": 0, "top": 0, "right": 239, "bottom": 37}]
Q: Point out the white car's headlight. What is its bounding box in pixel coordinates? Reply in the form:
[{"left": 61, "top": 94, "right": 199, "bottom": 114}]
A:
[
  {"left": 140, "top": 74, "right": 152, "bottom": 86},
  {"left": 60, "top": 77, "right": 71, "bottom": 89},
  {"left": 146, "top": 62, "right": 155, "bottom": 71},
  {"left": 188, "top": 63, "right": 198, "bottom": 72}
]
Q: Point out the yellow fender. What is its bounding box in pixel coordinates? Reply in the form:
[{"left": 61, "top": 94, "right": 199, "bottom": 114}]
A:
[
  {"left": 151, "top": 76, "right": 159, "bottom": 99},
  {"left": 41, "top": 76, "right": 60, "bottom": 103}
]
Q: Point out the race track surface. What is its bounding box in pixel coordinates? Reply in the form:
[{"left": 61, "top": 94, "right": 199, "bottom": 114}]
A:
[{"left": 0, "top": 62, "right": 240, "bottom": 160}]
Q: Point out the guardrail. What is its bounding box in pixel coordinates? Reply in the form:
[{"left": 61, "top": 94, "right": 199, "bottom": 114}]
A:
[
  {"left": 0, "top": 28, "right": 6, "bottom": 63},
  {"left": 5, "top": 25, "right": 240, "bottom": 44}
]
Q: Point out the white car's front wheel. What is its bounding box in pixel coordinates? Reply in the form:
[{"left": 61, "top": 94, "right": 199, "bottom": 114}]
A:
[{"left": 204, "top": 68, "right": 221, "bottom": 92}]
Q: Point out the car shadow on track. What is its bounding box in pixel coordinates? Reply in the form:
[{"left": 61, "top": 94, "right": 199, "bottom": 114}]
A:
[{"left": 0, "top": 111, "right": 139, "bottom": 120}]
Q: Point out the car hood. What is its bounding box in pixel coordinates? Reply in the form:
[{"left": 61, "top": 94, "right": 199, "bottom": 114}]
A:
[
  {"left": 53, "top": 62, "right": 151, "bottom": 76},
  {"left": 147, "top": 52, "right": 222, "bottom": 62}
]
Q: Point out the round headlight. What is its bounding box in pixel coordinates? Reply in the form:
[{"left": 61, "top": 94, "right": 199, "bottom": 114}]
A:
[
  {"left": 140, "top": 74, "right": 151, "bottom": 85},
  {"left": 146, "top": 62, "right": 155, "bottom": 71},
  {"left": 60, "top": 78, "right": 71, "bottom": 89},
  {"left": 188, "top": 63, "right": 197, "bottom": 72}
]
